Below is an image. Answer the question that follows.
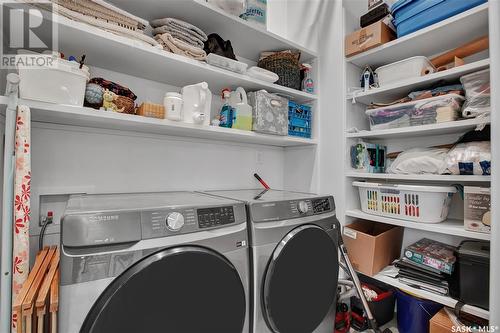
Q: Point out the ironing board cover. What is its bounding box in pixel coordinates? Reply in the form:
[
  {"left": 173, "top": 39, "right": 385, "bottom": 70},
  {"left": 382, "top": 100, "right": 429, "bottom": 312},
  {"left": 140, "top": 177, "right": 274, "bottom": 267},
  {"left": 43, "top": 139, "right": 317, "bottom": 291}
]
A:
[{"left": 11, "top": 105, "right": 31, "bottom": 329}]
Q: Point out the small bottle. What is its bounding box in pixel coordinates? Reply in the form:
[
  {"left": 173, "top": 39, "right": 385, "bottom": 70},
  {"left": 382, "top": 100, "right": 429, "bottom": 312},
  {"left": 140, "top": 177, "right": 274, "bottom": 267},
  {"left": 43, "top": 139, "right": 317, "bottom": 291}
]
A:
[
  {"left": 219, "top": 88, "right": 235, "bottom": 128},
  {"left": 301, "top": 63, "right": 314, "bottom": 94}
]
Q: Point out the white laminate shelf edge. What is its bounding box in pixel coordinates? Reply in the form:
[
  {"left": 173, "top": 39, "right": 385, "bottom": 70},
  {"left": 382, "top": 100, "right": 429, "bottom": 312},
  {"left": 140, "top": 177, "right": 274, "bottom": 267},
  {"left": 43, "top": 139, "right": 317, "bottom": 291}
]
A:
[
  {"left": 0, "top": 98, "right": 317, "bottom": 147},
  {"left": 108, "top": 0, "right": 318, "bottom": 61},
  {"left": 33, "top": 10, "right": 317, "bottom": 104},
  {"left": 346, "top": 118, "right": 491, "bottom": 139},
  {"left": 345, "top": 172, "right": 491, "bottom": 183},
  {"left": 345, "top": 209, "right": 491, "bottom": 241},
  {"left": 348, "top": 59, "right": 490, "bottom": 105}
]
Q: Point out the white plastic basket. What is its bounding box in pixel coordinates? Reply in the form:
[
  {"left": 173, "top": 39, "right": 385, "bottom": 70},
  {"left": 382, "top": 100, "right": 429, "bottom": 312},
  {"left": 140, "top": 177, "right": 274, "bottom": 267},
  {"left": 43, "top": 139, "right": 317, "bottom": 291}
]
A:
[
  {"left": 375, "top": 56, "right": 435, "bottom": 87},
  {"left": 353, "top": 181, "right": 457, "bottom": 223},
  {"left": 17, "top": 56, "right": 90, "bottom": 106}
]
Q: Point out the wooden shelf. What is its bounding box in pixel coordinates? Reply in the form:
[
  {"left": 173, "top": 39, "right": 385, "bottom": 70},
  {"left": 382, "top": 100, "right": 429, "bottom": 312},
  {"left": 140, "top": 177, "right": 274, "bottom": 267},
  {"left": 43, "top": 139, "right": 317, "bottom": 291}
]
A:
[
  {"left": 34, "top": 10, "right": 316, "bottom": 104},
  {"left": 346, "top": 209, "right": 491, "bottom": 241},
  {"left": 372, "top": 269, "right": 489, "bottom": 320},
  {"left": 108, "top": 0, "right": 317, "bottom": 61},
  {"left": 346, "top": 118, "right": 491, "bottom": 139},
  {"left": 348, "top": 59, "right": 490, "bottom": 105},
  {"left": 346, "top": 172, "right": 491, "bottom": 183},
  {"left": 0, "top": 97, "right": 316, "bottom": 147},
  {"left": 346, "top": 3, "right": 489, "bottom": 67}
]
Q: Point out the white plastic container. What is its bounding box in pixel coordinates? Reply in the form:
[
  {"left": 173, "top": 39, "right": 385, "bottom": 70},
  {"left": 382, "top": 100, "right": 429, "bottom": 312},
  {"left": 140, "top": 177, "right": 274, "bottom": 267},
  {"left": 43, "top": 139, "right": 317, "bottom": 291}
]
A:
[
  {"left": 17, "top": 56, "right": 89, "bottom": 106},
  {"left": 375, "top": 56, "right": 435, "bottom": 87},
  {"left": 206, "top": 53, "right": 248, "bottom": 74},
  {"left": 353, "top": 181, "right": 457, "bottom": 223},
  {"left": 164, "top": 92, "right": 183, "bottom": 121},
  {"left": 246, "top": 66, "right": 279, "bottom": 83}
]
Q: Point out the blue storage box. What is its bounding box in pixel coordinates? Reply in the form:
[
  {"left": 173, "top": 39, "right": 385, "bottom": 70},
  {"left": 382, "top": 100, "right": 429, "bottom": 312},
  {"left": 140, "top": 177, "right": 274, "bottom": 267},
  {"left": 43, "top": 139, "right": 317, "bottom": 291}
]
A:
[
  {"left": 288, "top": 101, "right": 312, "bottom": 138},
  {"left": 391, "top": 0, "right": 487, "bottom": 38}
]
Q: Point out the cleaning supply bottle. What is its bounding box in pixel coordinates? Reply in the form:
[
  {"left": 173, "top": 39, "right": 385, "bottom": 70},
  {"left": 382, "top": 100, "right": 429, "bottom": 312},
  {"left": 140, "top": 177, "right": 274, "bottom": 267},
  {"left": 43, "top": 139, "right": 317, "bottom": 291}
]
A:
[
  {"left": 232, "top": 87, "right": 253, "bottom": 131},
  {"left": 219, "top": 88, "right": 235, "bottom": 128},
  {"left": 301, "top": 63, "right": 314, "bottom": 94}
]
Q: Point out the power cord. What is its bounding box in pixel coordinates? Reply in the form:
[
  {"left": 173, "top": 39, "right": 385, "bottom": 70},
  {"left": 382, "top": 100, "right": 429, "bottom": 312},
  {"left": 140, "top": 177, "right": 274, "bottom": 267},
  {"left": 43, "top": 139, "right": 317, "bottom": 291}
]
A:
[{"left": 39, "top": 211, "right": 53, "bottom": 251}]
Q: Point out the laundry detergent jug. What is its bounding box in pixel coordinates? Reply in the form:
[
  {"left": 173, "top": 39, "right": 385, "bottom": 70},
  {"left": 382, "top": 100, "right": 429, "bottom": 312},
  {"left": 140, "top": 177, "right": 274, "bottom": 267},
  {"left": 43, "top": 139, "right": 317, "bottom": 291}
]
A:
[
  {"left": 231, "top": 87, "right": 253, "bottom": 131},
  {"left": 181, "top": 82, "right": 212, "bottom": 125}
]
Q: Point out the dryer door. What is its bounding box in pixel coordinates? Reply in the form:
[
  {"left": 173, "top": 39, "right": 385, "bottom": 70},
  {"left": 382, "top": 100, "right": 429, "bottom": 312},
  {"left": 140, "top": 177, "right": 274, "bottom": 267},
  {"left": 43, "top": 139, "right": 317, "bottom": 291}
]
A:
[
  {"left": 262, "top": 225, "right": 339, "bottom": 333},
  {"left": 81, "top": 246, "right": 246, "bottom": 333}
]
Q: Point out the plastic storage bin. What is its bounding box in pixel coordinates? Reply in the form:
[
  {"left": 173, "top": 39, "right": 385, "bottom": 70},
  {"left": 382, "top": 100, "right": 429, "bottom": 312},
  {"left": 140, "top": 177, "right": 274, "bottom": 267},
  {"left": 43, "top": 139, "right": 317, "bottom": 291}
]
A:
[
  {"left": 366, "top": 94, "right": 464, "bottom": 131},
  {"left": 375, "top": 56, "right": 435, "bottom": 87},
  {"left": 206, "top": 53, "right": 248, "bottom": 74},
  {"left": 391, "top": 0, "right": 487, "bottom": 38},
  {"left": 395, "top": 289, "right": 443, "bottom": 333},
  {"left": 353, "top": 181, "right": 457, "bottom": 223},
  {"left": 288, "top": 101, "right": 312, "bottom": 138},
  {"left": 460, "top": 69, "right": 491, "bottom": 118},
  {"left": 350, "top": 283, "right": 396, "bottom": 329},
  {"left": 457, "top": 240, "right": 490, "bottom": 309},
  {"left": 18, "top": 56, "right": 90, "bottom": 106}
]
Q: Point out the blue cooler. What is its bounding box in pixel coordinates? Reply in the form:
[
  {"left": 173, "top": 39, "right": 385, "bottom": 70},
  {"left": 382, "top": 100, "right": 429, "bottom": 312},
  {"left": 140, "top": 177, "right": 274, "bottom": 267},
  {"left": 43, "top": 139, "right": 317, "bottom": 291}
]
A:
[{"left": 391, "top": 0, "right": 487, "bottom": 37}]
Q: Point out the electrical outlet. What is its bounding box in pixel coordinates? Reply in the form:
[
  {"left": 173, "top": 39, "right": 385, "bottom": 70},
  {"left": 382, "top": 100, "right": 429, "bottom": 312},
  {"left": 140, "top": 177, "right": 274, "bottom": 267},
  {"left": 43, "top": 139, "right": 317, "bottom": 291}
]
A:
[
  {"left": 256, "top": 151, "right": 264, "bottom": 165},
  {"left": 38, "top": 194, "right": 72, "bottom": 227}
]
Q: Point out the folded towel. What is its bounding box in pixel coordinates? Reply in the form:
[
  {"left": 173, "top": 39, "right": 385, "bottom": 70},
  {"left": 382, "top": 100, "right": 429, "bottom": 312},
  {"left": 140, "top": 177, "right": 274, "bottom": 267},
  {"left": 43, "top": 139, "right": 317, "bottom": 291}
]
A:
[
  {"left": 152, "top": 25, "right": 205, "bottom": 48},
  {"left": 155, "top": 33, "right": 207, "bottom": 61},
  {"left": 150, "top": 17, "right": 207, "bottom": 42}
]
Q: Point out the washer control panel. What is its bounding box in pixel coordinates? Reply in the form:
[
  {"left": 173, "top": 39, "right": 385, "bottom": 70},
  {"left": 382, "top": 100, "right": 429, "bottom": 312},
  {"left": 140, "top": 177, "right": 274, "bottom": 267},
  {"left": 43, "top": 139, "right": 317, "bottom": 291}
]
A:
[
  {"left": 312, "top": 198, "right": 332, "bottom": 214},
  {"left": 197, "top": 206, "right": 235, "bottom": 229},
  {"left": 141, "top": 204, "right": 243, "bottom": 239}
]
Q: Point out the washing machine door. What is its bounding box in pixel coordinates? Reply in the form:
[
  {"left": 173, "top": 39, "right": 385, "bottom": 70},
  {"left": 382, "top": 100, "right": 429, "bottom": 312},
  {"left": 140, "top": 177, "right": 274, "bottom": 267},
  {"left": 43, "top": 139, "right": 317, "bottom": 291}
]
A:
[
  {"left": 81, "top": 246, "right": 246, "bottom": 333},
  {"left": 262, "top": 225, "right": 339, "bottom": 333}
]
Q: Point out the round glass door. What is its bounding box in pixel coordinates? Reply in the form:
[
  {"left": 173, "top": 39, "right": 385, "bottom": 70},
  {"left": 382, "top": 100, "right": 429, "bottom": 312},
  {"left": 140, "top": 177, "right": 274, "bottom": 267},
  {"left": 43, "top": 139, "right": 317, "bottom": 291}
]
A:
[
  {"left": 81, "top": 246, "right": 246, "bottom": 333},
  {"left": 262, "top": 225, "right": 339, "bottom": 333}
]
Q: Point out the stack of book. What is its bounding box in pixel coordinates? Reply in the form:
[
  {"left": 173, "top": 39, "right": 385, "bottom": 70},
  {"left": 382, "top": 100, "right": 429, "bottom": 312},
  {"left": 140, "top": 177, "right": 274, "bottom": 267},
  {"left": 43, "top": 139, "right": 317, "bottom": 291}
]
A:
[{"left": 395, "top": 238, "right": 457, "bottom": 295}]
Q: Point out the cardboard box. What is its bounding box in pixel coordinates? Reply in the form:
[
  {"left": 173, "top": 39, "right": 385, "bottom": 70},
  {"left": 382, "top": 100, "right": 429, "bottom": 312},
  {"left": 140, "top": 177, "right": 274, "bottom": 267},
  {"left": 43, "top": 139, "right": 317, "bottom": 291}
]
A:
[
  {"left": 464, "top": 186, "right": 491, "bottom": 234},
  {"left": 430, "top": 309, "right": 454, "bottom": 333},
  {"left": 343, "top": 220, "right": 403, "bottom": 276},
  {"left": 345, "top": 21, "right": 396, "bottom": 57}
]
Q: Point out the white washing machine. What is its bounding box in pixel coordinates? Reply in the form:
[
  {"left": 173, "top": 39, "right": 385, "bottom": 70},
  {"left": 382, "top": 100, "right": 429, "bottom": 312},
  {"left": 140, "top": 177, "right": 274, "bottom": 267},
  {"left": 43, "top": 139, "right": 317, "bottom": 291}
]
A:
[
  {"left": 59, "top": 192, "right": 249, "bottom": 333},
  {"left": 203, "top": 189, "right": 340, "bottom": 333}
]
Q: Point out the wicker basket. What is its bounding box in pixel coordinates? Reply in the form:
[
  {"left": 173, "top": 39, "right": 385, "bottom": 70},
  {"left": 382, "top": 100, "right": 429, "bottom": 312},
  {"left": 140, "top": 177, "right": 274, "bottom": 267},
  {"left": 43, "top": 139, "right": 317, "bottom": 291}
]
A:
[
  {"left": 136, "top": 102, "right": 165, "bottom": 119},
  {"left": 54, "top": 0, "right": 144, "bottom": 31},
  {"left": 258, "top": 51, "right": 301, "bottom": 90},
  {"left": 115, "top": 96, "right": 136, "bottom": 114}
]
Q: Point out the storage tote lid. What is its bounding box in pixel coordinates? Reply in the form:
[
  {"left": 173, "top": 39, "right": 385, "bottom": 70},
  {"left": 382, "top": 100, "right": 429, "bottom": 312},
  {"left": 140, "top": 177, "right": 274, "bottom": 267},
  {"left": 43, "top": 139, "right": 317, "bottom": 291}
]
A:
[{"left": 458, "top": 241, "right": 490, "bottom": 259}]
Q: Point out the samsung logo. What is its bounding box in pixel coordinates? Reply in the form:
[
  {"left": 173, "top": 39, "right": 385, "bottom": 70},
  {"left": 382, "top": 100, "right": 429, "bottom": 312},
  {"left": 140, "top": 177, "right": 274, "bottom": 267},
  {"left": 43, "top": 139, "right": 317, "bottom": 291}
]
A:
[{"left": 89, "top": 215, "right": 119, "bottom": 223}]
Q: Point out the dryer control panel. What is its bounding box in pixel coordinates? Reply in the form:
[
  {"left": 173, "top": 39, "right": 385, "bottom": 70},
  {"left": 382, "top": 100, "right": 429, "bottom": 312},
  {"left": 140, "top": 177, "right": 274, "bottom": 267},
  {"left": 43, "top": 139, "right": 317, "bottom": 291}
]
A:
[
  {"left": 250, "top": 196, "right": 335, "bottom": 223},
  {"left": 197, "top": 206, "right": 235, "bottom": 229}
]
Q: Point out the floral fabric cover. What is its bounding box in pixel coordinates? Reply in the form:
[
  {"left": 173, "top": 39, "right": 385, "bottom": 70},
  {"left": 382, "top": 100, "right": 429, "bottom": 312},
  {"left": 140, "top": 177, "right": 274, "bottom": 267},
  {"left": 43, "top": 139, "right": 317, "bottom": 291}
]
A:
[
  {"left": 11, "top": 105, "right": 31, "bottom": 330},
  {"left": 248, "top": 90, "right": 288, "bottom": 136}
]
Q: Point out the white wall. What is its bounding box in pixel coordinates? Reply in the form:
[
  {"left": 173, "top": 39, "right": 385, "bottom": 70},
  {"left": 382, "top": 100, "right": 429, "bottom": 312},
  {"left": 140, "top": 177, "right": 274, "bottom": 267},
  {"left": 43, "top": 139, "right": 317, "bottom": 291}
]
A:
[
  {"left": 267, "top": 0, "right": 321, "bottom": 52},
  {"left": 316, "top": 0, "right": 346, "bottom": 219}
]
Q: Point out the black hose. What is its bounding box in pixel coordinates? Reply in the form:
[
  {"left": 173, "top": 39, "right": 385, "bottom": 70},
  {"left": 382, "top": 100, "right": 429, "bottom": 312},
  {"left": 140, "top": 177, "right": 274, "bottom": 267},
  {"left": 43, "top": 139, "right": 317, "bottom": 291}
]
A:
[{"left": 38, "top": 218, "right": 50, "bottom": 251}]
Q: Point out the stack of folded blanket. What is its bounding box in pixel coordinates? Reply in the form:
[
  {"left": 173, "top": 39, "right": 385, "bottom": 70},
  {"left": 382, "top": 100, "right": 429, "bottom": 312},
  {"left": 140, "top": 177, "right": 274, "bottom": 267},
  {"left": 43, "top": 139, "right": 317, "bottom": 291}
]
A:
[{"left": 151, "top": 18, "right": 208, "bottom": 61}]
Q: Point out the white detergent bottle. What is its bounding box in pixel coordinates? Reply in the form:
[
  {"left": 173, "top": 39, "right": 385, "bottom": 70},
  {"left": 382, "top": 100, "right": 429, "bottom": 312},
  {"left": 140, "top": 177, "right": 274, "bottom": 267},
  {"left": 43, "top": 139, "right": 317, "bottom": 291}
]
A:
[
  {"left": 232, "top": 87, "right": 253, "bottom": 131},
  {"left": 181, "top": 82, "right": 212, "bottom": 125}
]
